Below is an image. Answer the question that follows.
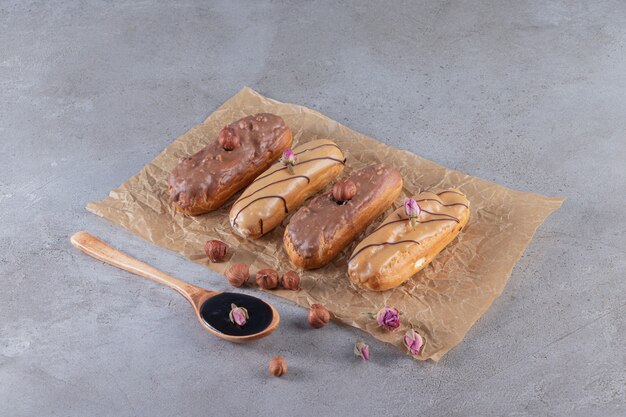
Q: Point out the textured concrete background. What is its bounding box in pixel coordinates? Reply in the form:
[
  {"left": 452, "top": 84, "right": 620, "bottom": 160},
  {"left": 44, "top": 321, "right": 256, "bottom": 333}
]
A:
[{"left": 1, "top": 1, "right": 625, "bottom": 416}]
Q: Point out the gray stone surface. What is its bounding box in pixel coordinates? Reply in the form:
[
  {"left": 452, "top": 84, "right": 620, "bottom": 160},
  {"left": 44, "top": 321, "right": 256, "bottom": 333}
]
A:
[{"left": 1, "top": 1, "right": 625, "bottom": 416}]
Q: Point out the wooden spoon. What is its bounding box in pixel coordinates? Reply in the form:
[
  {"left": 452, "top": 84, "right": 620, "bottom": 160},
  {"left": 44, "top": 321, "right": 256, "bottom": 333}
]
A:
[{"left": 70, "top": 231, "right": 280, "bottom": 342}]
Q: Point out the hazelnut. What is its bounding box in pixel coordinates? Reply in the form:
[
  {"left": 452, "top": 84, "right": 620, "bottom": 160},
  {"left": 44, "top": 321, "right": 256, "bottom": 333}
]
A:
[
  {"left": 332, "top": 179, "right": 357, "bottom": 203},
  {"left": 204, "top": 239, "right": 228, "bottom": 262},
  {"left": 225, "top": 263, "right": 249, "bottom": 287},
  {"left": 268, "top": 356, "right": 287, "bottom": 377},
  {"left": 218, "top": 126, "right": 240, "bottom": 150},
  {"left": 256, "top": 269, "right": 279, "bottom": 290},
  {"left": 308, "top": 304, "right": 330, "bottom": 328},
  {"left": 281, "top": 271, "right": 300, "bottom": 290}
]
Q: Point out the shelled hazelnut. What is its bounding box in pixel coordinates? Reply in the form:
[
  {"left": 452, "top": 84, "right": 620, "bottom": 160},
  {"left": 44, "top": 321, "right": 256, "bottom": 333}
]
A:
[
  {"left": 281, "top": 271, "right": 300, "bottom": 290},
  {"left": 225, "top": 263, "right": 249, "bottom": 287},
  {"left": 308, "top": 304, "right": 330, "bottom": 328},
  {"left": 256, "top": 269, "right": 279, "bottom": 290},
  {"left": 218, "top": 126, "right": 240, "bottom": 150},
  {"left": 268, "top": 356, "right": 287, "bottom": 377},
  {"left": 332, "top": 179, "right": 357, "bottom": 203},
  {"left": 204, "top": 240, "right": 228, "bottom": 262}
]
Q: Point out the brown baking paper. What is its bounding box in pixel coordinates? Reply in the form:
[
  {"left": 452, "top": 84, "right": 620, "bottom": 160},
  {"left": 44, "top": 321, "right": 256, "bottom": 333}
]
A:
[{"left": 87, "top": 87, "right": 563, "bottom": 361}]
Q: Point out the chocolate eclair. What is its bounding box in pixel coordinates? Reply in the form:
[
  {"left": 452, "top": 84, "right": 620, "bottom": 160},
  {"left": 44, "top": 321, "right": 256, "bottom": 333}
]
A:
[
  {"left": 348, "top": 190, "right": 470, "bottom": 291},
  {"left": 230, "top": 139, "right": 346, "bottom": 238},
  {"left": 283, "top": 164, "right": 403, "bottom": 269},
  {"left": 168, "top": 114, "right": 292, "bottom": 215}
]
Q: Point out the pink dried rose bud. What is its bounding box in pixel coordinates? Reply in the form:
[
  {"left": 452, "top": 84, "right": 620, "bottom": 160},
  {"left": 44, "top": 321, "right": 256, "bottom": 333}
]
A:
[
  {"left": 376, "top": 306, "right": 400, "bottom": 331},
  {"left": 403, "top": 329, "right": 424, "bottom": 356},
  {"left": 279, "top": 148, "right": 297, "bottom": 174},
  {"left": 354, "top": 340, "right": 370, "bottom": 361},
  {"left": 229, "top": 304, "right": 249, "bottom": 327},
  {"left": 404, "top": 197, "right": 421, "bottom": 228}
]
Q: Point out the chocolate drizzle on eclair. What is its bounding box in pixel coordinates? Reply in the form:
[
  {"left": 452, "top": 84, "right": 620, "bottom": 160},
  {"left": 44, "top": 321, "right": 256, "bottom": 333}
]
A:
[
  {"left": 349, "top": 239, "right": 422, "bottom": 262},
  {"left": 284, "top": 164, "right": 403, "bottom": 262},
  {"left": 250, "top": 142, "right": 342, "bottom": 185},
  {"left": 232, "top": 157, "right": 345, "bottom": 224},
  {"left": 370, "top": 191, "right": 469, "bottom": 234},
  {"left": 168, "top": 113, "right": 290, "bottom": 213},
  {"left": 233, "top": 195, "right": 289, "bottom": 225},
  {"left": 252, "top": 156, "right": 345, "bottom": 184},
  {"left": 294, "top": 142, "right": 342, "bottom": 155},
  {"left": 230, "top": 139, "right": 346, "bottom": 238},
  {"left": 237, "top": 176, "right": 312, "bottom": 205},
  {"left": 348, "top": 190, "right": 470, "bottom": 270}
]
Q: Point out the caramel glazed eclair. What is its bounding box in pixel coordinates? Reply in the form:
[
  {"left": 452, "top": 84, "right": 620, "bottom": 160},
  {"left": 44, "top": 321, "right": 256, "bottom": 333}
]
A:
[
  {"left": 168, "top": 113, "right": 292, "bottom": 215},
  {"left": 284, "top": 164, "right": 403, "bottom": 269},
  {"left": 230, "top": 139, "right": 346, "bottom": 238},
  {"left": 348, "top": 189, "right": 470, "bottom": 291}
]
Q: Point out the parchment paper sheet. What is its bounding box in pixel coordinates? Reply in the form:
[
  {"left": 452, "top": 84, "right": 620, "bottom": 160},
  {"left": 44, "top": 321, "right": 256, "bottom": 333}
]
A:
[{"left": 87, "top": 87, "right": 563, "bottom": 361}]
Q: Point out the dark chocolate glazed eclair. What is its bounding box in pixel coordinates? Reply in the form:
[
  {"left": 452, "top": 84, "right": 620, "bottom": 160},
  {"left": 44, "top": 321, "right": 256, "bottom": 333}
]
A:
[
  {"left": 283, "top": 164, "right": 403, "bottom": 269},
  {"left": 168, "top": 113, "right": 292, "bottom": 215}
]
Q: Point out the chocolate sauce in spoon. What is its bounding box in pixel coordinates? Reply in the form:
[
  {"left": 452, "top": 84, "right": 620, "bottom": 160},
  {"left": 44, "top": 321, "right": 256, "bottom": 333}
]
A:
[{"left": 199, "top": 292, "right": 274, "bottom": 337}]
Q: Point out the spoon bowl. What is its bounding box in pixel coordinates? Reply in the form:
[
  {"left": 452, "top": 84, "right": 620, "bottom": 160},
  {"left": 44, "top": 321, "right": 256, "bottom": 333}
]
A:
[{"left": 70, "top": 231, "right": 280, "bottom": 343}]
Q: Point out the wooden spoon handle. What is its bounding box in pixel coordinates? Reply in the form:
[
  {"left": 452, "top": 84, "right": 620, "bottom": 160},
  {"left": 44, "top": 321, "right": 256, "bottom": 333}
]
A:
[{"left": 71, "top": 231, "right": 203, "bottom": 304}]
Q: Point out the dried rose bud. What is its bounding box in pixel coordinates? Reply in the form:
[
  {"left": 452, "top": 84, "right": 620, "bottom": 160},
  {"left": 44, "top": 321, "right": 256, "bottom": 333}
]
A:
[
  {"left": 404, "top": 197, "right": 421, "bottom": 228},
  {"left": 281, "top": 271, "right": 300, "bottom": 290},
  {"left": 204, "top": 239, "right": 228, "bottom": 262},
  {"left": 256, "top": 269, "right": 279, "bottom": 290},
  {"left": 375, "top": 306, "right": 400, "bottom": 331},
  {"left": 279, "top": 148, "right": 297, "bottom": 174},
  {"left": 218, "top": 126, "right": 240, "bottom": 150},
  {"left": 403, "top": 329, "right": 424, "bottom": 356},
  {"left": 307, "top": 303, "right": 330, "bottom": 328},
  {"left": 229, "top": 304, "right": 248, "bottom": 326},
  {"left": 268, "top": 356, "right": 287, "bottom": 377},
  {"left": 354, "top": 340, "right": 370, "bottom": 361}
]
